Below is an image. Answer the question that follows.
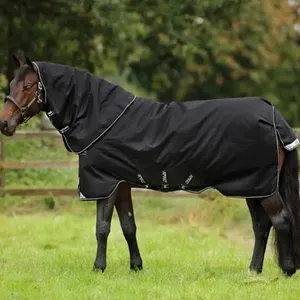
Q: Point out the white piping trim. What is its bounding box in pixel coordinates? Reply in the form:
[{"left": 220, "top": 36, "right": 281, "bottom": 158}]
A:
[
  {"left": 33, "top": 62, "right": 61, "bottom": 148},
  {"left": 273, "top": 106, "right": 280, "bottom": 198},
  {"left": 79, "top": 192, "right": 87, "bottom": 200},
  {"left": 177, "top": 186, "right": 277, "bottom": 199},
  {"left": 64, "top": 96, "right": 137, "bottom": 154},
  {"left": 284, "top": 138, "right": 300, "bottom": 151},
  {"left": 79, "top": 180, "right": 127, "bottom": 201},
  {"left": 33, "top": 62, "right": 47, "bottom": 104},
  {"left": 79, "top": 182, "right": 279, "bottom": 201},
  {"left": 62, "top": 135, "right": 75, "bottom": 153}
]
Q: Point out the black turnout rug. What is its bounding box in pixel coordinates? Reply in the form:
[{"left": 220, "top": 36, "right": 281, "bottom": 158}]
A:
[{"left": 34, "top": 62, "right": 300, "bottom": 200}]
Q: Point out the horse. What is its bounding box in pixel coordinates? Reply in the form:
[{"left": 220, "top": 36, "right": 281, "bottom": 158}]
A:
[{"left": 1, "top": 55, "right": 300, "bottom": 277}]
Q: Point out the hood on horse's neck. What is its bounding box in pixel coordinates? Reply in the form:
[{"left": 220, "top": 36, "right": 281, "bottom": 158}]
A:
[
  {"left": 34, "top": 62, "right": 103, "bottom": 112},
  {"left": 33, "top": 61, "right": 136, "bottom": 153},
  {"left": 34, "top": 61, "right": 117, "bottom": 126}
]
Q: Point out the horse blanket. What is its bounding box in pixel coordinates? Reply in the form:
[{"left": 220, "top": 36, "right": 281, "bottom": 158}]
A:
[{"left": 34, "top": 62, "right": 300, "bottom": 200}]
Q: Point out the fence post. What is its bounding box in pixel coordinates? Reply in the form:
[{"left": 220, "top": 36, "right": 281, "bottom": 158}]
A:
[{"left": 0, "top": 135, "right": 4, "bottom": 195}]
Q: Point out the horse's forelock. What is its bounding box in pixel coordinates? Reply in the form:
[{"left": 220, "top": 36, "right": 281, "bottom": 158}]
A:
[{"left": 15, "top": 65, "right": 34, "bottom": 82}]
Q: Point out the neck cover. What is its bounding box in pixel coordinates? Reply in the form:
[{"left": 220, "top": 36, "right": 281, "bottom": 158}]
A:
[{"left": 35, "top": 61, "right": 136, "bottom": 153}]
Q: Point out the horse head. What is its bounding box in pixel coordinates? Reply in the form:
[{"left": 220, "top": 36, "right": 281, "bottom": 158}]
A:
[{"left": 0, "top": 55, "right": 44, "bottom": 136}]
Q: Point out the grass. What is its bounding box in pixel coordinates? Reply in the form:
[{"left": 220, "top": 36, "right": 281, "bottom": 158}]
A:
[{"left": 1, "top": 194, "right": 300, "bottom": 300}]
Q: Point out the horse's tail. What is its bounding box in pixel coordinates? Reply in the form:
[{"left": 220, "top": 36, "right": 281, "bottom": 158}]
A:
[{"left": 276, "top": 148, "right": 300, "bottom": 268}]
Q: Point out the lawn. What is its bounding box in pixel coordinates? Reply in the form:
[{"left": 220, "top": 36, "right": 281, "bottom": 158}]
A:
[{"left": 1, "top": 194, "right": 300, "bottom": 300}]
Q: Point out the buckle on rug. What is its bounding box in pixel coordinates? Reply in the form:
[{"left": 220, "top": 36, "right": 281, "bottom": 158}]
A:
[
  {"left": 161, "top": 183, "right": 169, "bottom": 192},
  {"left": 79, "top": 150, "right": 87, "bottom": 156},
  {"left": 59, "top": 125, "right": 70, "bottom": 134},
  {"left": 180, "top": 174, "right": 194, "bottom": 190},
  {"left": 137, "top": 174, "right": 146, "bottom": 184},
  {"left": 47, "top": 111, "right": 55, "bottom": 117}
]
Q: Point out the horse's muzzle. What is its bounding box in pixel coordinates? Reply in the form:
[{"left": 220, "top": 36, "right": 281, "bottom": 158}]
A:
[{"left": 0, "top": 119, "right": 17, "bottom": 136}]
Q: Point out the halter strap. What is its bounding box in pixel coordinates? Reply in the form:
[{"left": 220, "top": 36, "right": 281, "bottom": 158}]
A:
[
  {"left": 4, "top": 95, "right": 23, "bottom": 111},
  {"left": 4, "top": 81, "right": 44, "bottom": 123}
]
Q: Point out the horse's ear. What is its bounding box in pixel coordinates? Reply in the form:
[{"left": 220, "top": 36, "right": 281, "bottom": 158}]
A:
[
  {"left": 12, "top": 54, "right": 23, "bottom": 69},
  {"left": 25, "top": 56, "right": 35, "bottom": 70}
]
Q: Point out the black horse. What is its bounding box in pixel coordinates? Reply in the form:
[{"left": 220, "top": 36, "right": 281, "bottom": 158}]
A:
[{"left": 1, "top": 55, "right": 300, "bottom": 276}]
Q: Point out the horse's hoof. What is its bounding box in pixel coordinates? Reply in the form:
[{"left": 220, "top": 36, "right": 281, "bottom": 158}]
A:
[
  {"left": 93, "top": 264, "right": 106, "bottom": 273},
  {"left": 282, "top": 259, "right": 296, "bottom": 277},
  {"left": 130, "top": 259, "right": 143, "bottom": 271},
  {"left": 248, "top": 267, "right": 262, "bottom": 275},
  {"left": 130, "top": 264, "right": 143, "bottom": 272},
  {"left": 284, "top": 268, "right": 296, "bottom": 277},
  {"left": 130, "top": 257, "right": 143, "bottom": 272}
]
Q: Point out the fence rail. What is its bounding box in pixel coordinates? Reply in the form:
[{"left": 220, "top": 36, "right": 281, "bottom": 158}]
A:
[
  {"left": 0, "top": 161, "right": 78, "bottom": 170},
  {"left": 0, "top": 129, "right": 300, "bottom": 197},
  {"left": 0, "top": 130, "right": 78, "bottom": 196}
]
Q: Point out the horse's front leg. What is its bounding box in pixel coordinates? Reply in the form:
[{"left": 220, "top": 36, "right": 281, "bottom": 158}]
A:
[
  {"left": 115, "top": 183, "right": 143, "bottom": 271},
  {"left": 93, "top": 192, "right": 117, "bottom": 272}
]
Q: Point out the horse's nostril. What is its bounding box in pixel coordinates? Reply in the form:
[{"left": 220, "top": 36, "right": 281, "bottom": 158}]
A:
[{"left": 0, "top": 120, "right": 8, "bottom": 131}]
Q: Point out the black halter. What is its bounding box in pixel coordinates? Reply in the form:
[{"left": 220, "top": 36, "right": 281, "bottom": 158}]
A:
[{"left": 4, "top": 81, "right": 44, "bottom": 123}]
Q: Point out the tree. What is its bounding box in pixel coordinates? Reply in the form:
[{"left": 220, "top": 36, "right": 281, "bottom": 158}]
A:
[
  {"left": 0, "top": 0, "right": 97, "bottom": 91},
  {"left": 1, "top": 0, "right": 299, "bottom": 125},
  {"left": 92, "top": 0, "right": 300, "bottom": 125}
]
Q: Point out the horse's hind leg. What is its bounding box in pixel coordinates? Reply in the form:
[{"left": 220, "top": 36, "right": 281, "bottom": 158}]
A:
[
  {"left": 93, "top": 191, "right": 117, "bottom": 272},
  {"left": 115, "top": 183, "right": 143, "bottom": 271},
  {"left": 260, "top": 191, "right": 296, "bottom": 276},
  {"left": 246, "top": 198, "right": 272, "bottom": 273}
]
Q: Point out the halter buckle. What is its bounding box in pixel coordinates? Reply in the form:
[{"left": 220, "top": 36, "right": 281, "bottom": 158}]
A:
[{"left": 4, "top": 81, "right": 43, "bottom": 124}]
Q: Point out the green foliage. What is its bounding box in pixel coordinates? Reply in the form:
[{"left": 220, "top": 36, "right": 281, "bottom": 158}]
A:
[
  {"left": 0, "top": 0, "right": 299, "bottom": 124},
  {"left": 93, "top": 0, "right": 300, "bottom": 124},
  {"left": 0, "top": 0, "right": 97, "bottom": 93}
]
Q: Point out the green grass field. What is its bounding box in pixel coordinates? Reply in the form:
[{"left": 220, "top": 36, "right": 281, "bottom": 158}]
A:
[{"left": 1, "top": 194, "right": 300, "bottom": 300}]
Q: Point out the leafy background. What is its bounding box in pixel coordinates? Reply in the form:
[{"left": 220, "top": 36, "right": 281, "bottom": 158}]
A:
[{"left": 0, "top": 0, "right": 299, "bottom": 124}]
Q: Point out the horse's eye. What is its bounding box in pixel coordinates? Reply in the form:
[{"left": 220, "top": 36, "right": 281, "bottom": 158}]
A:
[{"left": 24, "top": 85, "right": 31, "bottom": 90}]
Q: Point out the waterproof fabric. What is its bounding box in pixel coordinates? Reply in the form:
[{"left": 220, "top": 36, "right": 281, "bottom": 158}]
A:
[
  {"left": 34, "top": 62, "right": 300, "bottom": 200},
  {"left": 34, "top": 61, "right": 136, "bottom": 153}
]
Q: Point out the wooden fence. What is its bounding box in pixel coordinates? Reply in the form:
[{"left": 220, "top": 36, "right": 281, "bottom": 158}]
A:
[
  {"left": 0, "top": 129, "right": 300, "bottom": 196},
  {"left": 0, "top": 130, "right": 79, "bottom": 196}
]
